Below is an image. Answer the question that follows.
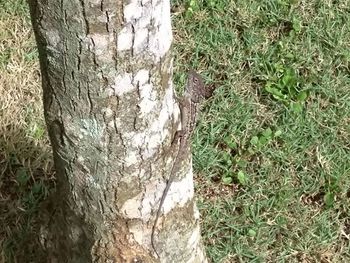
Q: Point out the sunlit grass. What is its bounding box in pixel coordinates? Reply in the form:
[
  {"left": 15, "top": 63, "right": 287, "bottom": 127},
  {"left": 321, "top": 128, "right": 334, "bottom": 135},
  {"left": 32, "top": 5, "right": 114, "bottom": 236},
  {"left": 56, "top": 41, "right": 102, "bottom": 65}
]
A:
[{"left": 173, "top": 0, "right": 350, "bottom": 262}]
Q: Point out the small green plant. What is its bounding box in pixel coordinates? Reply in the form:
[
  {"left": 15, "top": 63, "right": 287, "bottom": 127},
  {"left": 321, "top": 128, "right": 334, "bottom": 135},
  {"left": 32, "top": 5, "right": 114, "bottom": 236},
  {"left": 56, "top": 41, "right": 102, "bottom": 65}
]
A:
[
  {"left": 24, "top": 49, "right": 38, "bottom": 62},
  {"left": 28, "top": 122, "right": 45, "bottom": 140},
  {"left": 221, "top": 173, "right": 233, "bottom": 184},
  {"left": 15, "top": 166, "right": 48, "bottom": 212},
  {"left": 292, "top": 17, "right": 302, "bottom": 33},
  {"left": 236, "top": 170, "right": 248, "bottom": 185},
  {"left": 221, "top": 136, "right": 245, "bottom": 185},
  {"left": 16, "top": 167, "right": 30, "bottom": 188},
  {"left": 222, "top": 170, "right": 248, "bottom": 186},
  {"left": 186, "top": 0, "right": 200, "bottom": 16},
  {"left": 220, "top": 128, "right": 282, "bottom": 185},
  {"left": 247, "top": 228, "right": 257, "bottom": 238},
  {"left": 264, "top": 66, "right": 309, "bottom": 112},
  {"left": 249, "top": 128, "right": 282, "bottom": 152},
  {"left": 223, "top": 137, "right": 237, "bottom": 150}
]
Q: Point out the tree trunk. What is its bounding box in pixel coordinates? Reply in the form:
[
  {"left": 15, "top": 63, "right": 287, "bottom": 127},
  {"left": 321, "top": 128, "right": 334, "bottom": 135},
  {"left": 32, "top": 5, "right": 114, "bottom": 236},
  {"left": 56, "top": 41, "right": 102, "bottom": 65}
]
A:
[{"left": 28, "top": 0, "right": 207, "bottom": 262}]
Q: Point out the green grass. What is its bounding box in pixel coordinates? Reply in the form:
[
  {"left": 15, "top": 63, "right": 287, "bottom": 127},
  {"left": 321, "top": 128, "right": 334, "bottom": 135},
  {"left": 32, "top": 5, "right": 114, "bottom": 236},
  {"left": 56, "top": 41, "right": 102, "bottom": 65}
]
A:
[
  {"left": 0, "top": 0, "right": 29, "bottom": 17},
  {"left": 172, "top": 0, "right": 350, "bottom": 261},
  {"left": 1, "top": 0, "right": 350, "bottom": 262}
]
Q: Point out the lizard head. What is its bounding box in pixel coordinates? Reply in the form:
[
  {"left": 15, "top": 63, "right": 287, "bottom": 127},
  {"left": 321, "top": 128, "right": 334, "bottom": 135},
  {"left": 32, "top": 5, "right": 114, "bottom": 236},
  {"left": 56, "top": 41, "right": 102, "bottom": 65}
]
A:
[{"left": 187, "top": 70, "right": 215, "bottom": 102}]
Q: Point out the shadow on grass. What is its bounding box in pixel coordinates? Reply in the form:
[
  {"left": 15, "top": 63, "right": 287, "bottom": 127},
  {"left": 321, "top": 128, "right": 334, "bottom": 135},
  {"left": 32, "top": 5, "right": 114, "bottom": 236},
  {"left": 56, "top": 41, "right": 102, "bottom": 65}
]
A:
[{"left": 0, "top": 127, "right": 55, "bottom": 263}]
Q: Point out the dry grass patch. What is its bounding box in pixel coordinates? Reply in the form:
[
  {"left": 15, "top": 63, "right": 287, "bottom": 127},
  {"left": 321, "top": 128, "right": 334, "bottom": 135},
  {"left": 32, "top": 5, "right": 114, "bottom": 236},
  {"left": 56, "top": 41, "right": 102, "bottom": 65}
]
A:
[{"left": 0, "top": 8, "right": 53, "bottom": 262}]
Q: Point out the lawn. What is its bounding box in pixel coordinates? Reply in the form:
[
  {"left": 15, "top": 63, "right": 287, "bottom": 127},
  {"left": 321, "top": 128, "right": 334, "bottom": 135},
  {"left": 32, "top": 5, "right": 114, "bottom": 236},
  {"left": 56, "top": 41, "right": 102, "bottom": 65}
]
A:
[{"left": 1, "top": 0, "right": 349, "bottom": 262}]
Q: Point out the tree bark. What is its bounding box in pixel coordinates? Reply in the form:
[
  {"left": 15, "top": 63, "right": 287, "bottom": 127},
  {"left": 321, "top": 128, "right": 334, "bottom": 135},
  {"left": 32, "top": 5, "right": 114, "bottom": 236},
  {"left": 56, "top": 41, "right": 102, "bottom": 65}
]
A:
[{"left": 28, "top": 0, "right": 207, "bottom": 262}]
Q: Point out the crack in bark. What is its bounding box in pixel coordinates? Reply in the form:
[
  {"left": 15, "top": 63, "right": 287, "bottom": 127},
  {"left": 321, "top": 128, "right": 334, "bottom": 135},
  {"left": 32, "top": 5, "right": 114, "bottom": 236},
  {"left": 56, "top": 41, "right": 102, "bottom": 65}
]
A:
[
  {"left": 79, "top": 0, "right": 90, "bottom": 35},
  {"left": 131, "top": 23, "right": 136, "bottom": 57},
  {"left": 99, "top": 200, "right": 105, "bottom": 215},
  {"left": 62, "top": 71, "right": 68, "bottom": 94},
  {"left": 100, "top": 0, "right": 104, "bottom": 11},
  {"left": 69, "top": 99, "right": 76, "bottom": 112},
  {"left": 76, "top": 35, "right": 82, "bottom": 70},
  {"left": 62, "top": 39, "right": 69, "bottom": 94},
  {"left": 76, "top": 35, "right": 83, "bottom": 101},
  {"left": 64, "top": 10, "right": 68, "bottom": 25},
  {"left": 90, "top": 37, "right": 99, "bottom": 69},
  {"left": 105, "top": 11, "right": 110, "bottom": 33},
  {"left": 87, "top": 83, "right": 94, "bottom": 115},
  {"left": 60, "top": 0, "right": 67, "bottom": 26},
  {"left": 112, "top": 113, "right": 127, "bottom": 157},
  {"left": 77, "top": 81, "right": 82, "bottom": 99},
  {"left": 112, "top": 29, "right": 118, "bottom": 71}
]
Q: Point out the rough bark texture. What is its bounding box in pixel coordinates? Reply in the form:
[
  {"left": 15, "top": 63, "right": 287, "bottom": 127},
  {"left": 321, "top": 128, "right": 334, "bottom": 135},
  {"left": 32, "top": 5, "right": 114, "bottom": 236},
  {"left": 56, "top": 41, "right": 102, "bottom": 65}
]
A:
[{"left": 28, "top": 0, "right": 207, "bottom": 262}]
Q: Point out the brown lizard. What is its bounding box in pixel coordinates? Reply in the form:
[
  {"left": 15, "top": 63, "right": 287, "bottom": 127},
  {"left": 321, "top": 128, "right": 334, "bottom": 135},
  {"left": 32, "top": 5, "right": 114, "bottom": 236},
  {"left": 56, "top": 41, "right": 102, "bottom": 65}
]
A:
[{"left": 151, "top": 70, "right": 215, "bottom": 258}]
